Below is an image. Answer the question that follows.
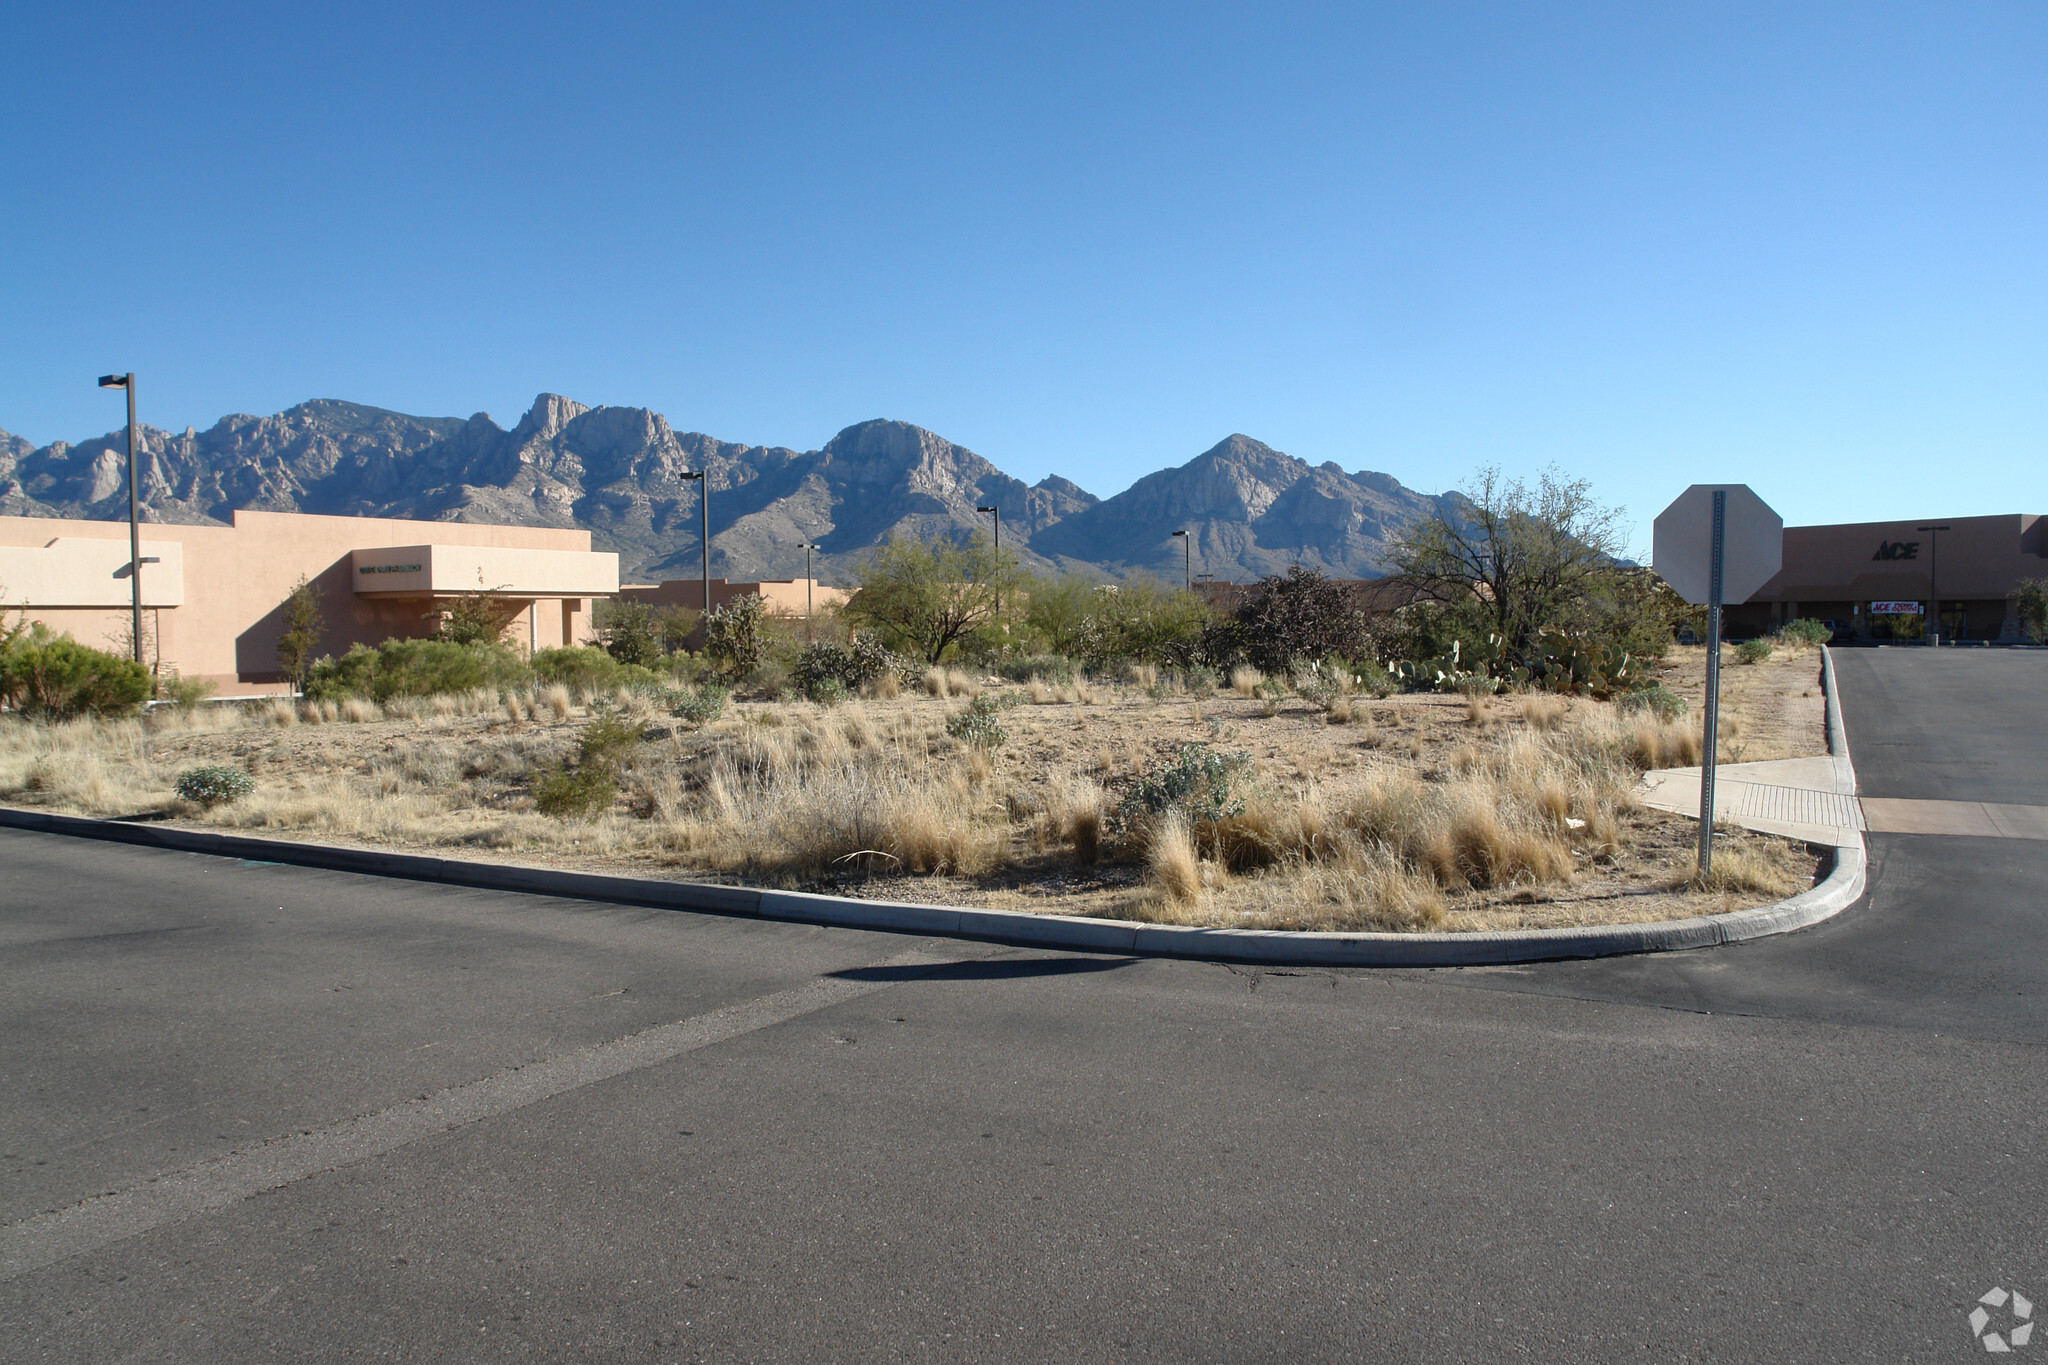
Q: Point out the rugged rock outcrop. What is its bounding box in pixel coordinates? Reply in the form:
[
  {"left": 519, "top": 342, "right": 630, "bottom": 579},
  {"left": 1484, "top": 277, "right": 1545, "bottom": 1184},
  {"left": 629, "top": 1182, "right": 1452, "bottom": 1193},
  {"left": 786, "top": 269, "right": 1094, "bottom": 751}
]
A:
[
  {"left": 1032, "top": 434, "right": 1459, "bottom": 581},
  {"left": 2, "top": 398, "right": 1448, "bottom": 584}
]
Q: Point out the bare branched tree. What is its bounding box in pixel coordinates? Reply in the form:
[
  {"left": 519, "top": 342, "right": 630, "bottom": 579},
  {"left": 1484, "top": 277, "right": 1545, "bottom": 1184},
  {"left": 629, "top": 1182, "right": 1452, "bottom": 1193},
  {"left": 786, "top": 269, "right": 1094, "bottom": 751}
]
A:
[{"left": 1384, "top": 467, "right": 1626, "bottom": 666}]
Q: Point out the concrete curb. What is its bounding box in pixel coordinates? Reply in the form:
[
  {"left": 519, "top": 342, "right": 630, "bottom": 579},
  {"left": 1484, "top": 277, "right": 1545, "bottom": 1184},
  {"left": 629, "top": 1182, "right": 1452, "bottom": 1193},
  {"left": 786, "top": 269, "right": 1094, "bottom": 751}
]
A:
[{"left": 0, "top": 655, "right": 1865, "bottom": 966}]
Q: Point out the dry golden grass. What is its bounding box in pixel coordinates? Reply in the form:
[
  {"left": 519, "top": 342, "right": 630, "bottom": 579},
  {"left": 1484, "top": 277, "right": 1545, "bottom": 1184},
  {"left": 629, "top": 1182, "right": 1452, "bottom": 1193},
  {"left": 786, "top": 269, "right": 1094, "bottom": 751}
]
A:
[
  {"left": 0, "top": 664, "right": 1818, "bottom": 934},
  {"left": 1229, "top": 666, "right": 1263, "bottom": 697},
  {"left": 1676, "top": 841, "right": 1809, "bottom": 898}
]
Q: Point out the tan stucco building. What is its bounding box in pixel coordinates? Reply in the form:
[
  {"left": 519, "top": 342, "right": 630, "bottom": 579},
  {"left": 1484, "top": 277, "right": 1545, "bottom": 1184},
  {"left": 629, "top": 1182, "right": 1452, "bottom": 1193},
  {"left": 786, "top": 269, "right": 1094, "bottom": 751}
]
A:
[
  {"left": 1, "top": 510, "right": 618, "bottom": 691},
  {"left": 619, "top": 577, "right": 849, "bottom": 619},
  {"left": 1727, "top": 513, "right": 2045, "bottom": 641}
]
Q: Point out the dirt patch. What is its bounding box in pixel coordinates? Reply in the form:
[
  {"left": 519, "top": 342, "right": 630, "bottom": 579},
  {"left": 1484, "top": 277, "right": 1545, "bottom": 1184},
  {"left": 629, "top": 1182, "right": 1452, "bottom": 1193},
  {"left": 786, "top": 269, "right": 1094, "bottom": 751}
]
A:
[{"left": 1649, "top": 644, "right": 1829, "bottom": 763}]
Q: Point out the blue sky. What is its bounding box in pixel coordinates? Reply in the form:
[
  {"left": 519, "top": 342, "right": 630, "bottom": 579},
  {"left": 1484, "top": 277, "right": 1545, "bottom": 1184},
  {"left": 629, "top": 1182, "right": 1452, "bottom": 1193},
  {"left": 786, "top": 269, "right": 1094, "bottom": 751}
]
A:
[{"left": 3, "top": 1, "right": 2042, "bottom": 555}]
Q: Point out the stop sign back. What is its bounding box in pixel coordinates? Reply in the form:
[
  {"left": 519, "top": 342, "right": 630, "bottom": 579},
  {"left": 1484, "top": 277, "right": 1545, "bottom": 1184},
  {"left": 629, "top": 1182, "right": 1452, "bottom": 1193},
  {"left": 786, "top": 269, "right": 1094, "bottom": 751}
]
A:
[{"left": 1652, "top": 485, "right": 1783, "bottom": 606}]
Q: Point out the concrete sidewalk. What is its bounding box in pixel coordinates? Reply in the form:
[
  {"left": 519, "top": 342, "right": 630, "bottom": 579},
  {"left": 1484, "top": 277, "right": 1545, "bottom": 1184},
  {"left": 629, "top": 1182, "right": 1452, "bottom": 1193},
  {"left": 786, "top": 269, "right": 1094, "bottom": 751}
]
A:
[{"left": 1638, "top": 756, "right": 2048, "bottom": 842}]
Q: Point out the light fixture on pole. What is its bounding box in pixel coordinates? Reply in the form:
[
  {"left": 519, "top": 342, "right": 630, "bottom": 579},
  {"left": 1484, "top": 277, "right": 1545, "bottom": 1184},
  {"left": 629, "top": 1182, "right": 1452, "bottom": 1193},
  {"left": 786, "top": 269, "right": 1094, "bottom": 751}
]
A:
[
  {"left": 1170, "top": 529, "right": 1191, "bottom": 595},
  {"left": 975, "top": 505, "right": 1001, "bottom": 616},
  {"left": 96, "top": 373, "right": 144, "bottom": 665},
  {"left": 1918, "top": 525, "right": 1950, "bottom": 646},
  {"left": 680, "top": 471, "right": 708, "bottom": 615},
  {"left": 796, "top": 540, "right": 819, "bottom": 641}
]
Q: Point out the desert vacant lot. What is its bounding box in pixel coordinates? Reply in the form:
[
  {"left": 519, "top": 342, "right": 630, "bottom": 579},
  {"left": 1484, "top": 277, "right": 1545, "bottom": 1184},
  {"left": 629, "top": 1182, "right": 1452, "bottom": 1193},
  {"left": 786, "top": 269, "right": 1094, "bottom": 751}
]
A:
[{"left": 0, "top": 646, "right": 1827, "bottom": 934}]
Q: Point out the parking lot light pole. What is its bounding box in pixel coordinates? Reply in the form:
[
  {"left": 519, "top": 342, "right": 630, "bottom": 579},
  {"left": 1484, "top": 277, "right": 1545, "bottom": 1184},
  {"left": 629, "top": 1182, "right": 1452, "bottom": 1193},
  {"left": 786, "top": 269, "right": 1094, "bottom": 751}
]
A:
[
  {"left": 1918, "top": 525, "right": 1950, "bottom": 646},
  {"left": 1170, "top": 529, "right": 1191, "bottom": 594},
  {"left": 796, "top": 541, "right": 819, "bottom": 641},
  {"left": 679, "top": 471, "right": 708, "bottom": 615},
  {"left": 97, "top": 373, "right": 144, "bottom": 664},
  {"left": 976, "top": 506, "right": 1001, "bottom": 615}
]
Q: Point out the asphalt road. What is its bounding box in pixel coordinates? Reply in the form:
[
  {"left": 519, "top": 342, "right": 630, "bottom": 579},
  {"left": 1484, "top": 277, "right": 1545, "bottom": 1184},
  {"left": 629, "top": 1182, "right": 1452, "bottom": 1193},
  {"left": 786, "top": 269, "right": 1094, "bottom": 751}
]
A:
[{"left": 2, "top": 648, "right": 2043, "bottom": 1361}]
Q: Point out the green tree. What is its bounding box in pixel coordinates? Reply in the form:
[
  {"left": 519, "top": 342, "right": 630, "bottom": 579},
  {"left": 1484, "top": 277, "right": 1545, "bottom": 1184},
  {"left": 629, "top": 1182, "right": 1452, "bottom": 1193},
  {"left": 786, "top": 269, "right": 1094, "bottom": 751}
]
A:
[
  {"left": 2012, "top": 578, "right": 2048, "bottom": 644},
  {"left": 593, "top": 598, "right": 661, "bottom": 666},
  {"left": 1022, "top": 573, "right": 1102, "bottom": 657},
  {"left": 1384, "top": 466, "right": 1628, "bottom": 670},
  {"left": 432, "top": 573, "right": 516, "bottom": 647},
  {"left": 275, "top": 574, "right": 325, "bottom": 694},
  {"left": 1079, "top": 575, "right": 1212, "bottom": 666},
  {"left": 846, "top": 530, "right": 1016, "bottom": 664}
]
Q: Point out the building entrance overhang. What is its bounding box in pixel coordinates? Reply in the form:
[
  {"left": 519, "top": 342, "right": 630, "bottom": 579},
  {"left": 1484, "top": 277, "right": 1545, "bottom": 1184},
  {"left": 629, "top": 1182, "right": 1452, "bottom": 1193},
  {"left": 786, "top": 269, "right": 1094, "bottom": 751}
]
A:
[{"left": 349, "top": 544, "right": 618, "bottom": 599}]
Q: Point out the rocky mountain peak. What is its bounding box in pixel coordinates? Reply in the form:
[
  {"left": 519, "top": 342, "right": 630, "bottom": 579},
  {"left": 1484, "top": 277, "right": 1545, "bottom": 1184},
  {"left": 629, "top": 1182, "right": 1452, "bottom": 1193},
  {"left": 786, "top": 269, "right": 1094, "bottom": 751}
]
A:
[{"left": 3, "top": 396, "right": 1451, "bottom": 585}]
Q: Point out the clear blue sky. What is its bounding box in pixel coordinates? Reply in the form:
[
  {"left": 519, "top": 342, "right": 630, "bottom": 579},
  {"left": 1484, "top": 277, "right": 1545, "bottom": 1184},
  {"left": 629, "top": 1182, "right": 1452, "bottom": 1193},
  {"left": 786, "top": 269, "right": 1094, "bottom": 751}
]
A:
[{"left": 4, "top": 1, "right": 2042, "bottom": 555}]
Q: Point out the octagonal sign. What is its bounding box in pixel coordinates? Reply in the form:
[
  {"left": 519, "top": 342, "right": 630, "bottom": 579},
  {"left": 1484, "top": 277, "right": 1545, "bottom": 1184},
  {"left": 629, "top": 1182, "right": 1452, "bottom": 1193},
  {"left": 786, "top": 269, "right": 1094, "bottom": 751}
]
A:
[{"left": 1653, "top": 484, "right": 1783, "bottom": 606}]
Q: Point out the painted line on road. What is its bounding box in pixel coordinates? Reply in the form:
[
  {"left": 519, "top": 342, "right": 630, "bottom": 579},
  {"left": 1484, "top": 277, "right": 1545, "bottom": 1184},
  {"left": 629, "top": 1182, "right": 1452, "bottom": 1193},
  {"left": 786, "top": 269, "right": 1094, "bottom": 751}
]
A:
[{"left": 0, "top": 941, "right": 972, "bottom": 1282}]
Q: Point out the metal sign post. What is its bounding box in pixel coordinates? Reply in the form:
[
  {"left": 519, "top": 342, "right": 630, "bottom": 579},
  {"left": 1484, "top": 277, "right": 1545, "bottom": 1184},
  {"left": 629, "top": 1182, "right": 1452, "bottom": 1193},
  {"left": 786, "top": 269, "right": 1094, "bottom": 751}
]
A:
[
  {"left": 1652, "top": 483, "right": 1784, "bottom": 882},
  {"left": 1697, "top": 491, "right": 1726, "bottom": 875}
]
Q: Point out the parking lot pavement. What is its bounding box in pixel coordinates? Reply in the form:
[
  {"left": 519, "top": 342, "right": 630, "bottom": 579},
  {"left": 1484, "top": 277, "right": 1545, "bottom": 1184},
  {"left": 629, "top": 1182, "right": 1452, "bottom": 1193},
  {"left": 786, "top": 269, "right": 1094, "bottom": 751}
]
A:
[
  {"left": 3, "top": 649, "right": 2043, "bottom": 1360},
  {"left": 1445, "top": 648, "right": 2048, "bottom": 1047}
]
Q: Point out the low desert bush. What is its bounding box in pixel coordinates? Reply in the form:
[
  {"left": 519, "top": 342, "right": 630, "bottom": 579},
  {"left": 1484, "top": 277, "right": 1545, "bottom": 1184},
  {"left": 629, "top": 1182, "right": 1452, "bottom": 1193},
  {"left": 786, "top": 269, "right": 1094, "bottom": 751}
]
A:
[
  {"left": 156, "top": 672, "right": 217, "bottom": 709},
  {"left": 1229, "top": 666, "right": 1263, "bottom": 698},
  {"left": 531, "top": 645, "right": 661, "bottom": 695},
  {"left": 531, "top": 762, "right": 620, "bottom": 820},
  {"left": 1774, "top": 618, "right": 1831, "bottom": 648},
  {"left": 307, "top": 639, "right": 531, "bottom": 703},
  {"left": 175, "top": 765, "right": 255, "bottom": 808},
  {"left": 1120, "top": 743, "right": 1253, "bottom": 836},
  {"left": 1617, "top": 683, "right": 1686, "bottom": 723},
  {"left": 1735, "top": 638, "right": 1772, "bottom": 665},
  {"left": 792, "top": 636, "right": 896, "bottom": 699},
  {"left": 532, "top": 713, "right": 643, "bottom": 819},
  {"left": 945, "top": 695, "right": 1009, "bottom": 750},
  {"left": 0, "top": 629, "right": 153, "bottom": 719}
]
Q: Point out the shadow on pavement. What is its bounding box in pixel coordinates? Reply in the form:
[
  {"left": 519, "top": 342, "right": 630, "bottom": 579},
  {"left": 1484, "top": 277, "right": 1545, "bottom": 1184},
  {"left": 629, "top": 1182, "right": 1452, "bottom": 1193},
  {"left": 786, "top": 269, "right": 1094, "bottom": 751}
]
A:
[{"left": 833, "top": 955, "right": 1138, "bottom": 983}]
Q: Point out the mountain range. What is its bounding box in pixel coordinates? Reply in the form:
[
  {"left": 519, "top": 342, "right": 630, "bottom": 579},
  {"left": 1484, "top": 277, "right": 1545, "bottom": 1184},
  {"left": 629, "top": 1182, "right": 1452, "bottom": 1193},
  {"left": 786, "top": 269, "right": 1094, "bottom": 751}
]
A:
[{"left": 0, "top": 394, "right": 1458, "bottom": 585}]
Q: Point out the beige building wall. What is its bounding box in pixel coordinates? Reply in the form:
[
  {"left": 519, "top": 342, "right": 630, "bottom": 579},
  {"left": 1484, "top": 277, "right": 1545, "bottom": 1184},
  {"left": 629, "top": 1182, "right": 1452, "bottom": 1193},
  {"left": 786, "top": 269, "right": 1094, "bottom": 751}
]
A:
[
  {"left": 0, "top": 510, "right": 617, "bottom": 691},
  {"left": 618, "top": 577, "right": 850, "bottom": 618}
]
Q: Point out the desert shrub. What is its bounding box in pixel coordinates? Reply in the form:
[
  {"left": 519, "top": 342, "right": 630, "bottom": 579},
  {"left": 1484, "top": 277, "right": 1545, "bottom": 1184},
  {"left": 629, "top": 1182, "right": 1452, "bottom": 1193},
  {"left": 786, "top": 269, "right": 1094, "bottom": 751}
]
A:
[
  {"left": 175, "top": 765, "right": 254, "bottom": 807},
  {"left": 1180, "top": 666, "right": 1220, "bottom": 697},
  {"left": 0, "top": 628, "right": 153, "bottom": 719},
  {"left": 808, "top": 677, "right": 851, "bottom": 706},
  {"left": 791, "top": 635, "right": 895, "bottom": 699},
  {"left": 1876, "top": 612, "right": 1922, "bottom": 642},
  {"left": 1232, "top": 566, "right": 1370, "bottom": 674},
  {"left": 1775, "top": 618, "right": 1830, "bottom": 647},
  {"left": 157, "top": 672, "right": 218, "bottom": 709},
  {"left": 703, "top": 594, "right": 769, "bottom": 676},
  {"left": 1351, "top": 659, "right": 1396, "bottom": 698},
  {"left": 742, "top": 658, "right": 789, "bottom": 697},
  {"left": 1293, "top": 666, "right": 1341, "bottom": 710},
  {"left": 1735, "top": 638, "right": 1772, "bottom": 665},
  {"left": 532, "top": 714, "right": 643, "bottom": 819},
  {"left": 531, "top": 762, "right": 618, "bottom": 819},
  {"left": 306, "top": 639, "right": 532, "bottom": 702},
  {"left": 945, "top": 695, "right": 1009, "bottom": 750},
  {"left": 593, "top": 599, "right": 663, "bottom": 666},
  {"left": 668, "top": 684, "right": 728, "bottom": 726},
  {"left": 531, "top": 645, "right": 665, "bottom": 695},
  {"left": 1119, "top": 743, "right": 1254, "bottom": 829},
  {"left": 1618, "top": 683, "right": 1686, "bottom": 723},
  {"left": 995, "top": 654, "right": 1078, "bottom": 685}
]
